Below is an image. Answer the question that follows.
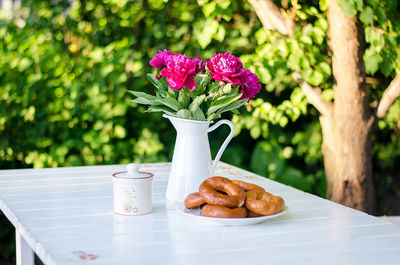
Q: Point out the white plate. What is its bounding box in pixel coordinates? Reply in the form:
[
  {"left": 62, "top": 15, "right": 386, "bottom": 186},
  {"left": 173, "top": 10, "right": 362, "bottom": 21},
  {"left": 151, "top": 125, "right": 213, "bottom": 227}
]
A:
[{"left": 176, "top": 204, "right": 289, "bottom": 226}]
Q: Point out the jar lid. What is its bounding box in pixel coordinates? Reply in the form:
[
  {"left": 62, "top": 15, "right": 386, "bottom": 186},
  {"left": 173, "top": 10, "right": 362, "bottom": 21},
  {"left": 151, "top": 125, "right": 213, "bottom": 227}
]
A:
[{"left": 112, "top": 163, "right": 153, "bottom": 179}]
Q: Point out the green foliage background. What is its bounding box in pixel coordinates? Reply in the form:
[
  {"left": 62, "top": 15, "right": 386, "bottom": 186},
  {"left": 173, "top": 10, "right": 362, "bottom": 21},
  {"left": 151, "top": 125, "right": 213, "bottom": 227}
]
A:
[{"left": 0, "top": 0, "right": 399, "bottom": 263}]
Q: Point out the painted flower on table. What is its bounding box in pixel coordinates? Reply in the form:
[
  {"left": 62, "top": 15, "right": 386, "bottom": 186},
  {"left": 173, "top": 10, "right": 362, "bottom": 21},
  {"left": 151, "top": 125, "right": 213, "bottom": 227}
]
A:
[
  {"left": 72, "top": 251, "right": 99, "bottom": 261},
  {"left": 81, "top": 254, "right": 98, "bottom": 260},
  {"left": 207, "top": 52, "right": 245, "bottom": 85}
]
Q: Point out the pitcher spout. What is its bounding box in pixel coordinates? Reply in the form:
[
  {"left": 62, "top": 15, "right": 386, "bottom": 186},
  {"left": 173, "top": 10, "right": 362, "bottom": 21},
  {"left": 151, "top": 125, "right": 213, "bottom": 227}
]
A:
[{"left": 163, "top": 114, "right": 210, "bottom": 133}]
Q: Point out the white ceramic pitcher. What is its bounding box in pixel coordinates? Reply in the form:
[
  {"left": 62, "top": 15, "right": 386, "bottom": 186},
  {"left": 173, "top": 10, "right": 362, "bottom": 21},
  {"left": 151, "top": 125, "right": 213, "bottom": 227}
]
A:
[{"left": 163, "top": 114, "right": 235, "bottom": 204}]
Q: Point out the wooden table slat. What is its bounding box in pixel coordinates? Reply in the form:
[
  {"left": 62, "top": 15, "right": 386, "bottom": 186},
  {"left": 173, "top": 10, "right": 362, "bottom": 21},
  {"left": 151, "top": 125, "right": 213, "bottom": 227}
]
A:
[{"left": 1, "top": 162, "right": 399, "bottom": 265}]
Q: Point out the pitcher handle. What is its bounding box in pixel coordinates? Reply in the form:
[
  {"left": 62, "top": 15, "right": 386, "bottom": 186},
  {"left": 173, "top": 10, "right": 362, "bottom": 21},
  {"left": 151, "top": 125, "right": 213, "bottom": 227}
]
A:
[{"left": 207, "top": 119, "right": 235, "bottom": 174}]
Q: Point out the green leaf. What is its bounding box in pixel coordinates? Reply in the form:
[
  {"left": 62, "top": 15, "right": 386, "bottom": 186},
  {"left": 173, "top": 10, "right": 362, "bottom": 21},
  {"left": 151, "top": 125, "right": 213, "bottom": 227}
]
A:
[
  {"left": 207, "top": 96, "right": 240, "bottom": 115},
  {"left": 147, "top": 105, "right": 176, "bottom": 116},
  {"left": 216, "top": 4, "right": 233, "bottom": 21},
  {"left": 176, "top": 109, "right": 192, "bottom": 119},
  {"left": 366, "top": 0, "right": 379, "bottom": 7},
  {"left": 194, "top": 73, "right": 210, "bottom": 87},
  {"left": 190, "top": 106, "right": 206, "bottom": 121},
  {"left": 193, "top": 74, "right": 211, "bottom": 96},
  {"left": 279, "top": 116, "right": 289, "bottom": 127},
  {"left": 160, "top": 79, "right": 169, "bottom": 91},
  {"left": 250, "top": 126, "right": 261, "bottom": 139},
  {"left": 214, "top": 24, "right": 226, "bottom": 42},
  {"left": 218, "top": 0, "right": 231, "bottom": 9},
  {"left": 202, "top": 2, "right": 216, "bottom": 17},
  {"left": 207, "top": 113, "right": 221, "bottom": 121},
  {"left": 380, "top": 56, "right": 393, "bottom": 77},
  {"left": 360, "top": 6, "right": 373, "bottom": 24},
  {"left": 196, "top": 19, "right": 219, "bottom": 48},
  {"left": 127, "top": 90, "right": 158, "bottom": 101},
  {"left": 337, "top": 0, "right": 357, "bottom": 17},
  {"left": 316, "top": 62, "right": 331, "bottom": 76},
  {"left": 300, "top": 35, "right": 312, "bottom": 45},
  {"left": 255, "top": 28, "right": 268, "bottom": 44},
  {"left": 168, "top": 87, "right": 177, "bottom": 97},
  {"left": 147, "top": 73, "right": 167, "bottom": 91},
  {"left": 302, "top": 69, "right": 313, "bottom": 82},
  {"left": 308, "top": 71, "right": 324, "bottom": 86},
  {"left": 209, "top": 81, "right": 220, "bottom": 93},
  {"left": 152, "top": 76, "right": 176, "bottom": 98},
  {"left": 129, "top": 97, "right": 159, "bottom": 105},
  {"left": 128, "top": 90, "right": 160, "bottom": 105},
  {"left": 365, "top": 27, "right": 384, "bottom": 48},
  {"left": 178, "top": 90, "right": 190, "bottom": 108},
  {"left": 189, "top": 95, "right": 206, "bottom": 111},
  {"left": 221, "top": 83, "right": 232, "bottom": 94},
  {"left": 375, "top": 7, "right": 386, "bottom": 24},
  {"left": 18, "top": 58, "right": 32, "bottom": 71},
  {"left": 215, "top": 100, "right": 245, "bottom": 116},
  {"left": 223, "top": 86, "right": 239, "bottom": 98},
  {"left": 355, "top": 0, "right": 363, "bottom": 10},
  {"left": 364, "top": 49, "right": 383, "bottom": 74},
  {"left": 231, "top": 108, "right": 240, "bottom": 115},
  {"left": 156, "top": 88, "right": 167, "bottom": 99},
  {"left": 316, "top": 17, "right": 328, "bottom": 31},
  {"left": 210, "top": 93, "right": 241, "bottom": 108},
  {"left": 319, "top": 0, "right": 329, "bottom": 11},
  {"left": 311, "top": 27, "right": 325, "bottom": 45},
  {"left": 156, "top": 97, "right": 181, "bottom": 111}
]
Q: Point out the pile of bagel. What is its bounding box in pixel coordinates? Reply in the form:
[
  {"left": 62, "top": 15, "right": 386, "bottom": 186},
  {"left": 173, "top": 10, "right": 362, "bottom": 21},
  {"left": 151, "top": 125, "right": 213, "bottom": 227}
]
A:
[{"left": 184, "top": 176, "right": 285, "bottom": 218}]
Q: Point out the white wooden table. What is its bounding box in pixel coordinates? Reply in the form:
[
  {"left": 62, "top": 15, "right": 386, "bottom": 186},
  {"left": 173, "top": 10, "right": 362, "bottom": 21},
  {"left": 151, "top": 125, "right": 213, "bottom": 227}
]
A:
[{"left": 1, "top": 162, "right": 400, "bottom": 265}]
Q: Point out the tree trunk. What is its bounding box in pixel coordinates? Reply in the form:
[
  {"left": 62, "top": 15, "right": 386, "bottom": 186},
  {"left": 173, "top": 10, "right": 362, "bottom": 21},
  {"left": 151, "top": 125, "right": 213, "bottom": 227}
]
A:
[
  {"left": 247, "top": 0, "right": 295, "bottom": 36},
  {"left": 323, "top": 0, "right": 375, "bottom": 213}
]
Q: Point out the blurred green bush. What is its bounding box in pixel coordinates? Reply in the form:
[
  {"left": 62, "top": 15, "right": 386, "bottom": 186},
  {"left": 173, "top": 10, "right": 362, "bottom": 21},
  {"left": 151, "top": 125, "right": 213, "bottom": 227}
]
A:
[
  {"left": 0, "top": 0, "right": 327, "bottom": 194},
  {"left": 0, "top": 0, "right": 400, "bottom": 261},
  {"left": 1, "top": 0, "right": 399, "bottom": 208}
]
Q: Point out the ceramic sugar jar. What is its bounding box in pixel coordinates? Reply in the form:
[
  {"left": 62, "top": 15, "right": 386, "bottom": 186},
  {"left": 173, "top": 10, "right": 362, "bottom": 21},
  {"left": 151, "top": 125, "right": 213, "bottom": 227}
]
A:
[{"left": 112, "top": 163, "right": 153, "bottom": 216}]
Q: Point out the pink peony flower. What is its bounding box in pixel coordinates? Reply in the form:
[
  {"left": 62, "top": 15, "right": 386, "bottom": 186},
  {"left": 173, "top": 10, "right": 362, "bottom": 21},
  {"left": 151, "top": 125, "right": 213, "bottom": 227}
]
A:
[
  {"left": 149, "top": 49, "right": 172, "bottom": 69},
  {"left": 240, "top": 69, "right": 261, "bottom": 100},
  {"left": 207, "top": 52, "right": 245, "bottom": 85},
  {"left": 197, "top": 57, "right": 207, "bottom": 73},
  {"left": 160, "top": 53, "right": 204, "bottom": 90}
]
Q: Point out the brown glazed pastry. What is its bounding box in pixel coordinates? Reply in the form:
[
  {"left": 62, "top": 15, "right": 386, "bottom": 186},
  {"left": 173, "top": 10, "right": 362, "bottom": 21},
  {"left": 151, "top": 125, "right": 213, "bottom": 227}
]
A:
[
  {"left": 199, "top": 177, "right": 245, "bottom": 208},
  {"left": 245, "top": 190, "right": 285, "bottom": 216},
  {"left": 201, "top": 204, "right": 247, "bottom": 218},
  {"left": 184, "top": 192, "right": 205, "bottom": 209},
  {"left": 246, "top": 210, "right": 264, "bottom": 218},
  {"left": 232, "top": 180, "right": 265, "bottom": 192}
]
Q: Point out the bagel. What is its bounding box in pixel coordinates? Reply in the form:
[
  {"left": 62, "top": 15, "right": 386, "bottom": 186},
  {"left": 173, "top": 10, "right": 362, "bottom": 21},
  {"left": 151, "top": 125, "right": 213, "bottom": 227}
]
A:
[
  {"left": 201, "top": 204, "right": 247, "bottom": 218},
  {"left": 184, "top": 192, "right": 205, "bottom": 209},
  {"left": 245, "top": 190, "right": 285, "bottom": 216},
  {"left": 246, "top": 210, "right": 264, "bottom": 218},
  {"left": 199, "top": 176, "right": 245, "bottom": 208},
  {"left": 232, "top": 180, "right": 265, "bottom": 192}
]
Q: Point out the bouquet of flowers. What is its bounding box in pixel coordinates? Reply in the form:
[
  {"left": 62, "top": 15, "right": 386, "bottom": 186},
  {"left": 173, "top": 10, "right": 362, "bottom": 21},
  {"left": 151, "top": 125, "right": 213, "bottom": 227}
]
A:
[{"left": 129, "top": 50, "right": 261, "bottom": 121}]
